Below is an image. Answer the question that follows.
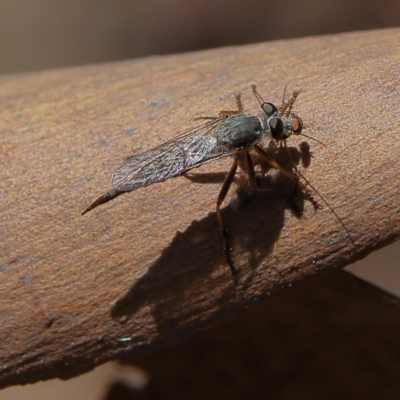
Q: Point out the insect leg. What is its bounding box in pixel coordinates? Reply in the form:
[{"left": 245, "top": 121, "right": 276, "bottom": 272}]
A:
[
  {"left": 253, "top": 145, "right": 305, "bottom": 189},
  {"left": 281, "top": 85, "right": 288, "bottom": 109},
  {"left": 193, "top": 116, "right": 220, "bottom": 121},
  {"left": 217, "top": 92, "right": 244, "bottom": 117},
  {"left": 280, "top": 89, "right": 301, "bottom": 114},
  {"left": 234, "top": 93, "right": 244, "bottom": 112},
  {"left": 251, "top": 85, "right": 265, "bottom": 105},
  {"left": 195, "top": 92, "right": 244, "bottom": 122},
  {"left": 81, "top": 188, "right": 125, "bottom": 215},
  {"left": 216, "top": 159, "right": 238, "bottom": 272},
  {"left": 244, "top": 152, "right": 273, "bottom": 192}
]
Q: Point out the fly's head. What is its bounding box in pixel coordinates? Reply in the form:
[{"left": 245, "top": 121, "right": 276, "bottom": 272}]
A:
[
  {"left": 281, "top": 112, "right": 303, "bottom": 139},
  {"left": 258, "top": 101, "right": 303, "bottom": 142}
]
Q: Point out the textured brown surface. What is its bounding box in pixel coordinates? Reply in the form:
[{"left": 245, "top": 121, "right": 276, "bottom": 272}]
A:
[
  {"left": 0, "top": 28, "right": 400, "bottom": 388},
  {"left": 106, "top": 271, "right": 400, "bottom": 400}
]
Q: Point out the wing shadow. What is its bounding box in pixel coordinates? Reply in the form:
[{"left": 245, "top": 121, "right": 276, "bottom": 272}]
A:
[{"left": 111, "top": 143, "right": 315, "bottom": 337}]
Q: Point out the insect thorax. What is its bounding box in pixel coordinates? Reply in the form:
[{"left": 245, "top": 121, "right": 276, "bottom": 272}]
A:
[{"left": 216, "top": 113, "right": 264, "bottom": 150}]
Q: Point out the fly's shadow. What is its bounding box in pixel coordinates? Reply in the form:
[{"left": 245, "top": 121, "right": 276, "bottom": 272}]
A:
[{"left": 111, "top": 142, "right": 316, "bottom": 332}]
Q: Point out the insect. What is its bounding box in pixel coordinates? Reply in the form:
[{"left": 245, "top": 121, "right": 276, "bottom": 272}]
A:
[{"left": 82, "top": 86, "right": 306, "bottom": 271}]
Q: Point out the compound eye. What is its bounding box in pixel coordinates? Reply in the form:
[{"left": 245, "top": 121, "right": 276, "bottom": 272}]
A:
[
  {"left": 269, "top": 117, "right": 284, "bottom": 139},
  {"left": 262, "top": 102, "right": 278, "bottom": 118},
  {"left": 292, "top": 115, "right": 303, "bottom": 134}
]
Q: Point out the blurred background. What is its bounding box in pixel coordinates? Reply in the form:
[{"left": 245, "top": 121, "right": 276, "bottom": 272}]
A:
[
  {"left": 1, "top": 0, "right": 400, "bottom": 74},
  {"left": 1, "top": 0, "right": 400, "bottom": 399}
]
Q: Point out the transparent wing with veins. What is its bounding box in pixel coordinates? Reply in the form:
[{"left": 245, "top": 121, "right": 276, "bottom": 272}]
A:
[{"left": 112, "top": 117, "right": 235, "bottom": 191}]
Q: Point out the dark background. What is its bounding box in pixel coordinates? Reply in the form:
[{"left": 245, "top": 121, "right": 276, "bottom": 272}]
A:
[{"left": 1, "top": 0, "right": 399, "bottom": 73}]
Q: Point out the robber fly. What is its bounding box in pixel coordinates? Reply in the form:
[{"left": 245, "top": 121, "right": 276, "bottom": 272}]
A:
[{"left": 82, "top": 86, "right": 305, "bottom": 271}]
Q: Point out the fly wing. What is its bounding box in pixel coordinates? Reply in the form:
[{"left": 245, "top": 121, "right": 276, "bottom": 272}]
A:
[{"left": 112, "top": 118, "right": 234, "bottom": 191}]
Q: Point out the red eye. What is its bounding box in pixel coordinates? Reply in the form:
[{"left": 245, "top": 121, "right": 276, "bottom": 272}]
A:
[{"left": 292, "top": 115, "right": 303, "bottom": 134}]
